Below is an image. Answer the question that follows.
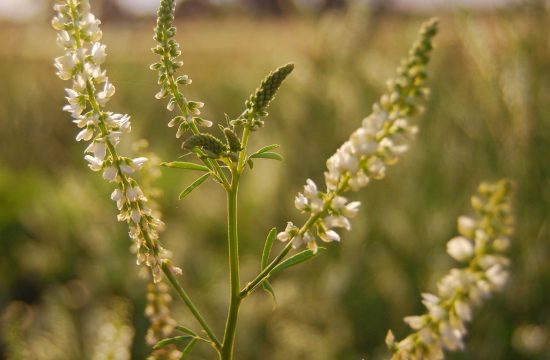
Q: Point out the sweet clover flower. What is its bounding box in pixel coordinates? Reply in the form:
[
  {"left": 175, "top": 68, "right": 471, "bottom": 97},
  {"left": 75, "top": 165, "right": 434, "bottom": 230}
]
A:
[
  {"left": 52, "top": 0, "right": 179, "bottom": 283},
  {"left": 278, "top": 18, "right": 439, "bottom": 253},
  {"left": 386, "top": 179, "right": 514, "bottom": 359}
]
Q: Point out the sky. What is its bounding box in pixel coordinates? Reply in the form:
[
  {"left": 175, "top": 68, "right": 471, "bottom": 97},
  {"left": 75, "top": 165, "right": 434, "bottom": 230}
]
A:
[{"left": 0, "top": 0, "right": 517, "bottom": 22}]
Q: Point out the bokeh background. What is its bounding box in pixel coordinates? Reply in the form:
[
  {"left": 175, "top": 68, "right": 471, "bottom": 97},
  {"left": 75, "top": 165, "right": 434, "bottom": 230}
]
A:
[{"left": 1, "top": 0, "right": 549, "bottom": 359}]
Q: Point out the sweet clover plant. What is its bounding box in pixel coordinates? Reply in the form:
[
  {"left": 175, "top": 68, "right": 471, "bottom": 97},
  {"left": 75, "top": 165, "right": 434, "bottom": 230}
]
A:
[{"left": 52, "top": 1, "right": 514, "bottom": 359}]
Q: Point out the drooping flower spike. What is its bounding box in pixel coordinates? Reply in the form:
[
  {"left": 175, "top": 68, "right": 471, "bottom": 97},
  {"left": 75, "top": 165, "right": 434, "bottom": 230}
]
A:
[{"left": 52, "top": 0, "right": 179, "bottom": 282}]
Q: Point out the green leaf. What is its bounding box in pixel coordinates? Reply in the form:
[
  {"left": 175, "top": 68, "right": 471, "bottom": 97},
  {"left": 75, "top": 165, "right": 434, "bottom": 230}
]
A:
[
  {"left": 180, "top": 338, "right": 198, "bottom": 359},
  {"left": 175, "top": 325, "right": 197, "bottom": 337},
  {"left": 247, "top": 159, "right": 254, "bottom": 170},
  {"left": 153, "top": 335, "right": 193, "bottom": 350},
  {"left": 249, "top": 152, "right": 283, "bottom": 161},
  {"left": 271, "top": 248, "right": 325, "bottom": 275},
  {"left": 262, "top": 280, "right": 277, "bottom": 306},
  {"left": 251, "top": 144, "right": 280, "bottom": 156},
  {"left": 261, "top": 228, "right": 277, "bottom": 270},
  {"left": 179, "top": 173, "right": 210, "bottom": 200},
  {"left": 258, "top": 228, "right": 278, "bottom": 304},
  {"left": 161, "top": 161, "right": 210, "bottom": 172}
]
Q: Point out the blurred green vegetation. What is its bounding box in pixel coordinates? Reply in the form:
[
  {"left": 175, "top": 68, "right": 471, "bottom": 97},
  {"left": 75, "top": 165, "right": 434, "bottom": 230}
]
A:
[{"left": 1, "top": 3, "right": 549, "bottom": 359}]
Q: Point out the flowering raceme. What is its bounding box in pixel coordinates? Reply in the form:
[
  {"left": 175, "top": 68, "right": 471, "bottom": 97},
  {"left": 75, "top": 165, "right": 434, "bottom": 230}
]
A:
[
  {"left": 386, "top": 179, "right": 514, "bottom": 359},
  {"left": 52, "top": 0, "right": 178, "bottom": 283},
  {"left": 278, "top": 19, "right": 439, "bottom": 253}
]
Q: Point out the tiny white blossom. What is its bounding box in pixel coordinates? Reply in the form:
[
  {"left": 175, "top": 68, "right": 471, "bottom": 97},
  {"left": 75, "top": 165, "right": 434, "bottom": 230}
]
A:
[
  {"left": 84, "top": 155, "right": 102, "bottom": 171},
  {"left": 103, "top": 166, "right": 118, "bottom": 182},
  {"left": 294, "top": 193, "right": 308, "bottom": 212},
  {"left": 91, "top": 42, "right": 106, "bottom": 64},
  {"left": 319, "top": 230, "right": 340, "bottom": 243},
  {"left": 446, "top": 236, "right": 474, "bottom": 262}
]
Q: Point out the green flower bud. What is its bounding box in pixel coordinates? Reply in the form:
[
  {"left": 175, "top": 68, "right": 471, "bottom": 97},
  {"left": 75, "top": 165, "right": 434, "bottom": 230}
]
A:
[
  {"left": 223, "top": 128, "right": 242, "bottom": 152},
  {"left": 182, "top": 134, "right": 227, "bottom": 157},
  {"left": 247, "top": 63, "right": 294, "bottom": 115}
]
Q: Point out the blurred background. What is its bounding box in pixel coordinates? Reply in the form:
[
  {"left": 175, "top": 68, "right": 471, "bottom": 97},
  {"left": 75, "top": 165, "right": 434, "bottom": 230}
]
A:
[{"left": 1, "top": 0, "right": 549, "bottom": 359}]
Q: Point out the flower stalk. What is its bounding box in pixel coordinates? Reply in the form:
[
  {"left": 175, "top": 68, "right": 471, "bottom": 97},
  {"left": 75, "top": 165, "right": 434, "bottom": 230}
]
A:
[{"left": 387, "top": 179, "right": 514, "bottom": 359}]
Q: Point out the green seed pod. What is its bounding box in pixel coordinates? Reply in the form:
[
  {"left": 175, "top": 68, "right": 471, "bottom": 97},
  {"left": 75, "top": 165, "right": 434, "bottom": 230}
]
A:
[
  {"left": 182, "top": 134, "right": 227, "bottom": 157},
  {"left": 248, "top": 63, "right": 294, "bottom": 115},
  {"left": 223, "top": 128, "right": 242, "bottom": 152}
]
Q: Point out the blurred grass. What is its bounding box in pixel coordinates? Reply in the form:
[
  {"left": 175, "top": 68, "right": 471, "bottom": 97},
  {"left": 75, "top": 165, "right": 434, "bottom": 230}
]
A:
[{"left": 1, "top": 4, "right": 549, "bottom": 360}]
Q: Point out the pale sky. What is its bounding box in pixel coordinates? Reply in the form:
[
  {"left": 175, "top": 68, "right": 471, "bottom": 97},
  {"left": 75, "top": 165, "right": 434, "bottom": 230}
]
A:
[{"left": 0, "top": 0, "right": 518, "bottom": 22}]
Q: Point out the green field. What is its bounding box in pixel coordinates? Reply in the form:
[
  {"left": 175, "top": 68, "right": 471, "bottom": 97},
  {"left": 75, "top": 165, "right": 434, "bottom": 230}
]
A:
[{"left": 1, "top": 5, "right": 549, "bottom": 359}]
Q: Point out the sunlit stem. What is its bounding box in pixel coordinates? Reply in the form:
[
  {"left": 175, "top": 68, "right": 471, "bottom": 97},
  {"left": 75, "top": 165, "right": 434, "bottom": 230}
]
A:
[{"left": 161, "top": 263, "right": 222, "bottom": 352}]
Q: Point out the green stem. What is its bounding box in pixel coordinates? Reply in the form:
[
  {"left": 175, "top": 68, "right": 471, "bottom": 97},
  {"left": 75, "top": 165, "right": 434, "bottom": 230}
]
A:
[
  {"left": 220, "top": 174, "right": 242, "bottom": 360},
  {"left": 162, "top": 263, "right": 222, "bottom": 352},
  {"left": 239, "top": 175, "right": 352, "bottom": 298},
  {"left": 239, "top": 241, "right": 293, "bottom": 298},
  {"left": 163, "top": 55, "right": 229, "bottom": 189}
]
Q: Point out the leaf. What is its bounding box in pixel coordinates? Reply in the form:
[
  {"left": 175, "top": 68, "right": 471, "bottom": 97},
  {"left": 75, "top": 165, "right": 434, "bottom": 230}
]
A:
[
  {"left": 161, "top": 161, "right": 210, "bottom": 172},
  {"left": 251, "top": 144, "right": 280, "bottom": 156},
  {"left": 179, "top": 173, "right": 210, "bottom": 200},
  {"left": 260, "top": 228, "right": 278, "bottom": 304},
  {"left": 261, "top": 228, "right": 277, "bottom": 270},
  {"left": 247, "top": 159, "right": 254, "bottom": 170},
  {"left": 153, "top": 335, "right": 193, "bottom": 350},
  {"left": 271, "top": 248, "right": 325, "bottom": 275},
  {"left": 175, "top": 325, "right": 197, "bottom": 337},
  {"left": 249, "top": 152, "right": 283, "bottom": 161},
  {"left": 180, "top": 338, "right": 198, "bottom": 359},
  {"left": 262, "top": 280, "right": 277, "bottom": 306}
]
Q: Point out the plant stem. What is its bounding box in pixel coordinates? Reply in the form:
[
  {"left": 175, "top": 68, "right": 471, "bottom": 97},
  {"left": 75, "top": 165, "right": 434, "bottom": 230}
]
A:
[
  {"left": 161, "top": 263, "right": 222, "bottom": 352},
  {"left": 239, "top": 175, "right": 352, "bottom": 298},
  {"left": 161, "top": 263, "right": 221, "bottom": 353},
  {"left": 220, "top": 173, "right": 242, "bottom": 359}
]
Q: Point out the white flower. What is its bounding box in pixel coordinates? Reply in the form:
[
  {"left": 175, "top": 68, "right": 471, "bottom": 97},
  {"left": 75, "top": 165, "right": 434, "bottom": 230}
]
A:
[
  {"left": 91, "top": 42, "right": 106, "bottom": 64},
  {"left": 84, "top": 155, "right": 102, "bottom": 171},
  {"left": 342, "top": 201, "right": 361, "bottom": 218},
  {"left": 319, "top": 230, "right": 340, "bottom": 243},
  {"left": 84, "top": 140, "right": 107, "bottom": 160},
  {"left": 103, "top": 166, "right": 118, "bottom": 181},
  {"left": 404, "top": 316, "right": 425, "bottom": 330},
  {"left": 111, "top": 188, "right": 125, "bottom": 210},
  {"left": 486, "top": 264, "right": 509, "bottom": 289},
  {"left": 454, "top": 300, "right": 471, "bottom": 322},
  {"left": 457, "top": 216, "right": 476, "bottom": 237},
  {"left": 76, "top": 126, "right": 94, "bottom": 141},
  {"left": 54, "top": 54, "right": 77, "bottom": 80},
  {"left": 132, "top": 157, "right": 148, "bottom": 169},
  {"left": 323, "top": 215, "right": 351, "bottom": 231},
  {"left": 304, "top": 179, "right": 318, "bottom": 198},
  {"left": 294, "top": 193, "right": 308, "bottom": 212},
  {"left": 130, "top": 208, "right": 141, "bottom": 224},
  {"left": 96, "top": 80, "right": 115, "bottom": 106},
  {"left": 446, "top": 236, "right": 474, "bottom": 262}
]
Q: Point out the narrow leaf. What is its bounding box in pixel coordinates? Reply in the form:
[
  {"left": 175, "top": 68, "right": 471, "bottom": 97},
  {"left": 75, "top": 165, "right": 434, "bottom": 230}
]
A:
[
  {"left": 161, "top": 161, "right": 210, "bottom": 172},
  {"left": 179, "top": 173, "right": 210, "bottom": 200},
  {"left": 250, "top": 152, "right": 283, "bottom": 161},
  {"left": 262, "top": 280, "right": 277, "bottom": 306},
  {"left": 251, "top": 144, "right": 280, "bottom": 156},
  {"left": 153, "top": 335, "right": 193, "bottom": 350},
  {"left": 180, "top": 338, "right": 198, "bottom": 359},
  {"left": 271, "top": 248, "right": 325, "bottom": 275},
  {"left": 247, "top": 159, "right": 254, "bottom": 170},
  {"left": 175, "top": 325, "right": 197, "bottom": 337},
  {"left": 261, "top": 228, "right": 277, "bottom": 270}
]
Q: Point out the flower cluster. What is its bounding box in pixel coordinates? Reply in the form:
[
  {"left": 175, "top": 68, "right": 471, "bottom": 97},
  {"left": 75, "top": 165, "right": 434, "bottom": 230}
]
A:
[
  {"left": 386, "top": 179, "right": 514, "bottom": 359},
  {"left": 53, "top": 0, "right": 178, "bottom": 282},
  {"left": 278, "top": 18, "right": 439, "bottom": 253},
  {"left": 145, "top": 282, "right": 182, "bottom": 360},
  {"left": 150, "top": 0, "right": 209, "bottom": 137}
]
